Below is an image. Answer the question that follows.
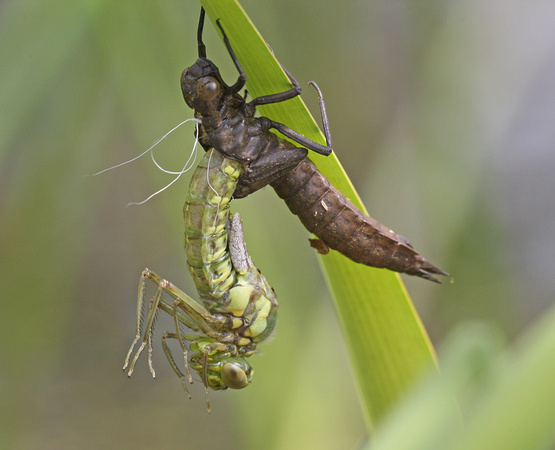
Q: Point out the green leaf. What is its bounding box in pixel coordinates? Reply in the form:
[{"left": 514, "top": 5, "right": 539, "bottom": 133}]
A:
[
  {"left": 370, "top": 305, "right": 555, "bottom": 449},
  {"left": 201, "top": 0, "right": 439, "bottom": 427},
  {"left": 454, "top": 306, "right": 555, "bottom": 449}
]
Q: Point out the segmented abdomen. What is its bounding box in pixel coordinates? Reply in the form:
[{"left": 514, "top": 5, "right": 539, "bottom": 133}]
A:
[
  {"left": 184, "top": 149, "right": 278, "bottom": 341},
  {"left": 271, "top": 158, "right": 447, "bottom": 282},
  {"left": 184, "top": 149, "right": 243, "bottom": 302}
]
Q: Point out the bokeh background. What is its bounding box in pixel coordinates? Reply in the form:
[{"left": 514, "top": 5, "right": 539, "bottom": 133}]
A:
[{"left": 2, "top": 0, "right": 555, "bottom": 448}]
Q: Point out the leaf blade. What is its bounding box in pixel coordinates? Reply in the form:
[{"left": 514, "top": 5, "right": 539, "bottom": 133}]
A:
[{"left": 201, "top": 0, "right": 439, "bottom": 428}]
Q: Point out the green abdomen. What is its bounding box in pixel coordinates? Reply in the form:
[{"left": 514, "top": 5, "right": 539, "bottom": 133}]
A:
[{"left": 184, "top": 149, "right": 243, "bottom": 301}]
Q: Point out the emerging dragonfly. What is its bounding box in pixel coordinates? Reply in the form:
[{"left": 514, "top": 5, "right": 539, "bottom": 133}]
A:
[
  {"left": 124, "top": 7, "right": 447, "bottom": 410},
  {"left": 124, "top": 148, "right": 278, "bottom": 412}
]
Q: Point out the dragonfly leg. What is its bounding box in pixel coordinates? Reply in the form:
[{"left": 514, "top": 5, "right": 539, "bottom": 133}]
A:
[
  {"left": 267, "top": 117, "right": 332, "bottom": 156},
  {"left": 215, "top": 13, "right": 301, "bottom": 104},
  {"left": 308, "top": 81, "right": 332, "bottom": 152},
  {"left": 247, "top": 69, "right": 301, "bottom": 107},
  {"left": 124, "top": 269, "right": 212, "bottom": 379},
  {"left": 248, "top": 44, "right": 302, "bottom": 107},
  {"left": 162, "top": 332, "right": 192, "bottom": 398},
  {"left": 172, "top": 301, "right": 193, "bottom": 384},
  {"left": 200, "top": 342, "right": 234, "bottom": 414},
  {"left": 202, "top": 348, "right": 211, "bottom": 412},
  {"left": 214, "top": 17, "right": 246, "bottom": 94},
  {"left": 123, "top": 269, "right": 149, "bottom": 373},
  {"left": 171, "top": 295, "right": 230, "bottom": 347},
  {"left": 196, "top": 7, "right": 207, "bottom": 58},
  {"left": 124, "top": 270, "right": 165, "bottom": 378},
  {"left": 265, "top": 81, "right": 332, "bottom": 156}
]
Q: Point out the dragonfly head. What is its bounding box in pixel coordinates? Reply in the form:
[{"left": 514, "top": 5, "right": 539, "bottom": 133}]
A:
[
  {"left": 181, "top": 58, "right": 226, "bottom": 115},
  {"left": 190, "top": 349, "right": 253, "bottom": 390}
]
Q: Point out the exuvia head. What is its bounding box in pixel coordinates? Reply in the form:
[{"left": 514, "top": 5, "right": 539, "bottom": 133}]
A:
[
  {"left": 181, "top": 58, "right": 225, "bottom": 114},
  {"left": 181, "top": 7, "right": 246, "bottom": 115}
]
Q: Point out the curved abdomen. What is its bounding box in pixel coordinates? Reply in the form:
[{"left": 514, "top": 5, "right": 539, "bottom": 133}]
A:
[
  {"left": 184, "top": 149, "right": 279, "bottom": 341},
  {"left": 184, "top": 149, "right": 242, "bottom": 302},
  {"left": 271, "top": 158, "right": 448, "bottom": 282}
]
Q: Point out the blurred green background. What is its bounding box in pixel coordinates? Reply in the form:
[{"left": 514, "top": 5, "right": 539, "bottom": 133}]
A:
[{"left": 2, "top": 0, "right": 555, "bottom": 448}]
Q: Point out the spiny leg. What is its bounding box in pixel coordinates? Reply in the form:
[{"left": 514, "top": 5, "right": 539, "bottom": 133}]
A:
[
  {"left": 170, "top": 295, "right": 227, "bottom": 386},
  {"left": 124, "top": 269, "right": 228, "bottom": 382},
  {"left": 203, "top": 348, "right": 211, "bottom": 413},
  {"left": 125, "top": 274, "right": 165, "bottom": 378},
  {"left": 170, "top": 292, "right": 228, "bottom": 341},
  {"left": 147, "top": 314, "right": 158, "bottom": 377},
  {"left": 162, "top": 332, "right": 192, "bottom": 398},
  {"left": 173, "top": 301, "right": 191, "bottom": 382},
  {"left": 201, "top": 342, "right": 235, "bottom": 414},
  {"left": 146, "top": 272, "right": 224, "bottom": 335},
  {"left": 123, "top": 269, "right": 151, "bottom": 373},
  {"left": 197, "top": 7, "right": 207, "bottom": 58},
  {"left": 214, "top": 17, "right": 246, "bottom": 94},
  {"left": 265, "top": 80, "right": 332, "bottom": 156},
  {"left": 124, "top": 269, "right": 195, "bottom": 378}
]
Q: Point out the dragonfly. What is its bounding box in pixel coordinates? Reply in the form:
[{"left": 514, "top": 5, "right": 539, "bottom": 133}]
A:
[
  {"left": 124, "top": 148, "right": 278, "bottom": 412},
  {"left": 183, "top": 8, "right": 448, "bottom": 282}
]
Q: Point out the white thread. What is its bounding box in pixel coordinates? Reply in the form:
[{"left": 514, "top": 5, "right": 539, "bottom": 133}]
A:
[
  {"left": 127, "top": 120, "right": 201, "bottom": 206},
  {"left": 206, "top": 149, "right": 219, "bottom": 198},
  {"left": 90, "top": 118, "right": 201, "bottom": 176},
  {"left": 205, "top": 149, "right": 222, "bottom": 231},
  {"left": 150, "top": 140, "right": 198, "bottom": 175}
]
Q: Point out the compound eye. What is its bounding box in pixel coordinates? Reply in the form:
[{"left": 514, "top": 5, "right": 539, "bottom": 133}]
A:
[
  {"left": 221, "top": 363, "right": 249, "bottom": 389},
  {"left": 200, "top": 78, "right": 220, "bottom": 100}
]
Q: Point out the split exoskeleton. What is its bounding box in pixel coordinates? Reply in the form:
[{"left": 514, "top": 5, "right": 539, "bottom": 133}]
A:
[{"left": 124, "top": 7, "right": 447, "bottom": 412}]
